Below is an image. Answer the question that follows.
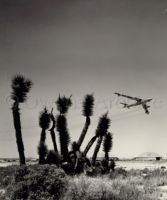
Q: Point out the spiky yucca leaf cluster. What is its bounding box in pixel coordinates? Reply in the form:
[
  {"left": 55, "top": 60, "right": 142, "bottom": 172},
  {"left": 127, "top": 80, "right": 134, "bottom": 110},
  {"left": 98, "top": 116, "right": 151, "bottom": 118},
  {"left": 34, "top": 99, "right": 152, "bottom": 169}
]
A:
[
  {"left": 39, "top": 108, "right": 51, "bottom": 129},
  {"left": 96, "top": 113, "right": 111, "bottom": 137},
  {"left": 82, "top": 94, "right": 94, "bottom": 117},
  {"left": 56, "top": 95, "right": 72, "bottom": 114},
  {"left": 56, "top": 115, "right": 70, "bottom": 158},
  {"left": 103, "top": 132, "right": 113, "bottom": 154},
  {"left": 11, "top": 75, "right": 33, "bottom": 103}
]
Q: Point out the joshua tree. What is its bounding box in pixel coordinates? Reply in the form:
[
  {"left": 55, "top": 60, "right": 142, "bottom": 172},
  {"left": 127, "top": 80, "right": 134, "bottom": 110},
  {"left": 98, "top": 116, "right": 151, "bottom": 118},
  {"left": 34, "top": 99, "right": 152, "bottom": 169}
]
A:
[
  {"left": 38, "top": 107, "right": 50, "bottom": 164},
  {"left": 77, "top": 94, "right": 94, "bottom": 149},
  {"left": 83, "top": 113, "right": 110, "bottom": 158},
  {"left": 11, "top": 75, "right": 33, "bottom": 165},
  {"left": 56, "top": 95, "right": 72, "bottom": 161},
  {"left": 92, "top": 113, "right": 111, "bottom": 166},
  {"left": 103, "top": 132, "right": 113, "bottom": 161},
  {"left": 49, "top": 108, "right": 58, "bottom": 153}
]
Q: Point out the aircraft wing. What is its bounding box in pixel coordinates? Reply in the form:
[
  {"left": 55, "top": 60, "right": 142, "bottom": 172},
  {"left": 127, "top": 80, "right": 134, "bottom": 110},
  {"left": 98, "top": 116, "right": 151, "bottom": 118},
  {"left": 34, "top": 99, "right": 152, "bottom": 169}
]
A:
[
  {"left": 115, "top": 93, "right": 142, "bottom": 101},
  {"left": 142, "top": 104, "right": 150, "bottom": 114}
]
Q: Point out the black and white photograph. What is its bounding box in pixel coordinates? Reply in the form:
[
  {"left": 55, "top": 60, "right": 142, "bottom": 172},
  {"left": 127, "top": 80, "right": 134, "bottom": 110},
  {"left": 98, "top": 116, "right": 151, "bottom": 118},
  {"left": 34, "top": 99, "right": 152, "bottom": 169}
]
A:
[{"left": 0, "top": 0, "right": 167, "bottom": 199}]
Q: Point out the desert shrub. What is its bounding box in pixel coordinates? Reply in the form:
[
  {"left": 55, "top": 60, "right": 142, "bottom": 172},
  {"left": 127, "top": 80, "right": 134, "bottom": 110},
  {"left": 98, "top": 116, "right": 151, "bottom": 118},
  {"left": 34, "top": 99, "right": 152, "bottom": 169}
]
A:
[
  {"left": 0, "top": 166, "right": 19, "bottom": 189},
  {"left": 109, "top": 168, "right": 127, "bottom": 179},
  {"left": 144, "top": 169, "right": 167, "bottom": 187},
  {"left": 6, "top": 165, "right": 67, "bottom": 200},
  {"left": 14, "top": 165, "right": 30, "bottom": 182},
  {"left": 142, "top": 168, "right": 150, "bottom": 174},
  {"left": 86, "top": 167, "right": 103, "bottom": 177},
  {"left": 1, "top": 176, "right": 12, "bottom": 188},
  {"left": 127, "top": 169, "right": 142, "bottom": 177},
  {"left": 101, "top": 159, "right": 109, "bottom": 174},
  {"left": 109, "top": 159, "right": 116, "bottom": 171},
  {"left": 46, "top": 150, "right": 62, "bottom": 166},
  {"left": 0, "top": 191, "right": 7, "bottom": 200}
]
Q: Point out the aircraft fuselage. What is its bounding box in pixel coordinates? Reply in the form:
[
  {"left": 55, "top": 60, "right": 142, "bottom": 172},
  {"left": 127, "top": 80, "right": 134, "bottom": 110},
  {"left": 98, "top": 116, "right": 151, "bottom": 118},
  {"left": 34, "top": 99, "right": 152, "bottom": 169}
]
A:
[{"left": 126, "top": 99, "right": 152, "bottom": 108}]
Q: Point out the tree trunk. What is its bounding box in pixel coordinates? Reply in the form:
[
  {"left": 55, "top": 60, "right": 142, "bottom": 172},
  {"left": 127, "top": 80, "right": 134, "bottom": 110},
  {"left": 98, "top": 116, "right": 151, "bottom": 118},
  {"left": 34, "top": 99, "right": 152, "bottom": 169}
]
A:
[
  {"left": 39, "top": 157, "right": 45, "bottom": 164},
  {"left": 40, "top": 129, "right": 46, "bottom": 143},
  {"left": 83, "top": 136, "right": 97, "bottom": 157},
  {"left": 77, "top": 116, "right": 90, "bottom": 149},
  {"left": 50, "top": 113, "right": 58, "bottom": 153},
  {"left": 12, "top": 102, "right": 26, "bottom": 165},
  {"left": 61, "top": 144, "right": 69, "bottom": 161},
  {"left": 39, "top": 129, "right": 47, "bottom": 164},
  {"left": 92, "top": 136, "right": 103, "bottom": 166},
  {"left": 105, "top": 152, "right": 109, "bottom": 161},
  {"left": 50, "top": 130, "right": 58, "bottom": 153},
  {"left": 38, "top": 141, "right": 48, "bottom": 164},
  {"left": 57, "top": 115, "right": 70, "bottom": 162}
]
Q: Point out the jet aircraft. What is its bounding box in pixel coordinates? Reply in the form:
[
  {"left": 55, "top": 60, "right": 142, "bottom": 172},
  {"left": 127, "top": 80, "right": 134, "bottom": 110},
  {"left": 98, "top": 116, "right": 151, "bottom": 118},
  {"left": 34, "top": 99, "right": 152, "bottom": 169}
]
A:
[{"left": 115, "top": 93, "right": 152, "bottom": 114}]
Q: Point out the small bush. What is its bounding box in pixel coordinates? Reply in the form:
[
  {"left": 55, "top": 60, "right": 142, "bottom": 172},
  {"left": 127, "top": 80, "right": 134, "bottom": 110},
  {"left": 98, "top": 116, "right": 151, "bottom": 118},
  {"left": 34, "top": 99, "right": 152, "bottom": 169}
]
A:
[
  {"left": 6, "top": 165, "right": 67, "bottom": 200},
  {"left": 109, "top": 168, "right": 127, "bottom": 179},
  {"left": 46, "top": 150, "right": 62, "bottom": 166}
]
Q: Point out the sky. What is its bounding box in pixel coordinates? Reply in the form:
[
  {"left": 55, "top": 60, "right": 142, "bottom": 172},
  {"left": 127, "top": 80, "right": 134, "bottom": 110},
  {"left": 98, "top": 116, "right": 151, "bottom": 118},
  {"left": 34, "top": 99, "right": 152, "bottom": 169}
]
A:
[{"left": 0, "top": 0, "right": 167, "bottom": 158}]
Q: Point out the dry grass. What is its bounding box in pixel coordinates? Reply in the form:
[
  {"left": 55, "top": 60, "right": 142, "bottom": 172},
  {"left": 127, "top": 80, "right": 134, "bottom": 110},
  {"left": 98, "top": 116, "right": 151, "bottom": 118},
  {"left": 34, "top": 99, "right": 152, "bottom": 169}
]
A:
[{"left": 62, "top": 168, "right": 165, "bottom": 200}]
